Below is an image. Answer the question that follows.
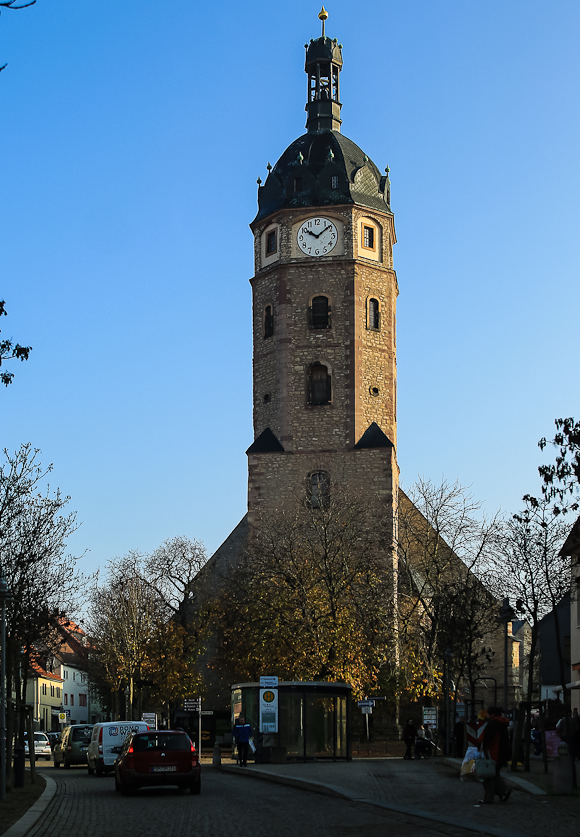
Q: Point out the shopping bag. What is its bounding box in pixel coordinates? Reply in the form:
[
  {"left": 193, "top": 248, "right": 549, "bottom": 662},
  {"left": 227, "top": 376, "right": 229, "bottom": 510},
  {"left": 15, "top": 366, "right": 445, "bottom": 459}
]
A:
[
  {"left": 248, "top": 738, "right": 256, "bottom": 753},
  {"left": 460, "top": 746, "right": 480, "bottom": 781}
]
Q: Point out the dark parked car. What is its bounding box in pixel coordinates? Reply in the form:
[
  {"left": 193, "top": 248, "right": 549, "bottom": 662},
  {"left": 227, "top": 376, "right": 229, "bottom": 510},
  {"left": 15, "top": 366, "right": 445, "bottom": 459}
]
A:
[
  {"left": 54, "top": 725, "right": 94, "bottom": 768},
  {"left": 114, "top": 730, "right": 201, "bottom": 795},
  {"left": 46, "top": 732, "right": 60, "bottom": 750}
]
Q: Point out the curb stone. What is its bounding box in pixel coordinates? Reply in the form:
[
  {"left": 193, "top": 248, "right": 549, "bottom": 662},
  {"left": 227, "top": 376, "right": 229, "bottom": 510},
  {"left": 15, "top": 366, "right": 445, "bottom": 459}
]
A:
[{"left": 3, "top": 775, "right": 56, "bottom": 837}]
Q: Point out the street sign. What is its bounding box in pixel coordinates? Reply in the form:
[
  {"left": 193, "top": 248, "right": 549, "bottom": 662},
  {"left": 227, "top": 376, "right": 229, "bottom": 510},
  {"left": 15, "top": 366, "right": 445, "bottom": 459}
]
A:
[
  {"left": 58, "top": 713, "right": 66, "bottom": 722},
  {"left": 141, "top": 712, "right": 156, "bottom": 727},
  {"left": 260, "top": 676, "right": 278, "bottom": 688},
  {"left": 184, "top": 698, "right": 201, "bottom": 710},
  {"left": 200, "top": 710, "right": 213, "bottom": 716},
  {"left": 361, "top": 706, "right": 373, "bottom": 714},
  {"left": 357, "top": 700, "right": 375, "bottom": 708}
]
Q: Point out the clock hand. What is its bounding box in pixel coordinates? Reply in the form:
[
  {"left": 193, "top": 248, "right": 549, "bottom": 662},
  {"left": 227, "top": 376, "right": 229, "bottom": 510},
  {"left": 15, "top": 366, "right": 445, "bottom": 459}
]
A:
[{"left": 312, "top": 225, "right": 332, "bottom": 239}]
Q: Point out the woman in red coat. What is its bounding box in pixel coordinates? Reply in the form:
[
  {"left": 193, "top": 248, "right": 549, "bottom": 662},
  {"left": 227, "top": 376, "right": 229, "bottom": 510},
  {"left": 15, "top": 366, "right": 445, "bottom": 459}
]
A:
[{"left": 481, "top": 706, "right": 512, "bottom": 803}]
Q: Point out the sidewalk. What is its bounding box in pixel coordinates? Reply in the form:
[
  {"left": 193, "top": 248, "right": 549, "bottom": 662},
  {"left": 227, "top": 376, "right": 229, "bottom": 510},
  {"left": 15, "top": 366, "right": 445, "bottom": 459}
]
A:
[{"left": 220, "top": 755, "right": 579, "bottom": 837}]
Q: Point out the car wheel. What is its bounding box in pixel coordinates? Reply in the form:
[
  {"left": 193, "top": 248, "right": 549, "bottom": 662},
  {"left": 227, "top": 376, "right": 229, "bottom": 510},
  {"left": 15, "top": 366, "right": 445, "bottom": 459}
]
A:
[
  {"left": 190, "top": 777, "right": 201, "bottom": 795},
  {"left": 96, "top": 768, "right": 104, "bottom": 777}
]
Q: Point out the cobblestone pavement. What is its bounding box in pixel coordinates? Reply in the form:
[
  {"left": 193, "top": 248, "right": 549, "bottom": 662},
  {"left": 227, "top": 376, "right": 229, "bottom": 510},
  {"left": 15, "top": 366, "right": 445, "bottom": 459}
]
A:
[
  {"left": 18, "top": 763, "right": 494, "bottom": 837},
  {"left": 228, "top": 758, "right": 579, "bottom": 837}
]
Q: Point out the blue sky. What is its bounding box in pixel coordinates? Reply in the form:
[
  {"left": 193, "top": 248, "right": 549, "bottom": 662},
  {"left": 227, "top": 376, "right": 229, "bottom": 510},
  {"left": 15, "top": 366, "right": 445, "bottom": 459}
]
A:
[{"left": 2, "top": 0, "right": 579, "bottom": 575}]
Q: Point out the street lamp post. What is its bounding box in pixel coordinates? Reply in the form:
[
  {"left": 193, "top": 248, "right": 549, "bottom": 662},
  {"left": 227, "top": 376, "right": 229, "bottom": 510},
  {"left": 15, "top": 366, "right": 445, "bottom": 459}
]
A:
[
  {"left": 498, "top": 598, "right": 515, "bottom": 711},
  {"left": 0, "top": 572, "right": 13, "bottom": 802}
]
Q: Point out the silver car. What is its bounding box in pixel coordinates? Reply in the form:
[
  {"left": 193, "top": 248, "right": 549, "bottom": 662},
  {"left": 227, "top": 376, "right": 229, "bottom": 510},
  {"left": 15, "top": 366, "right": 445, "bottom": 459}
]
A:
[{"left": 24, "top": 732, "right": 52, "bottom": 760}]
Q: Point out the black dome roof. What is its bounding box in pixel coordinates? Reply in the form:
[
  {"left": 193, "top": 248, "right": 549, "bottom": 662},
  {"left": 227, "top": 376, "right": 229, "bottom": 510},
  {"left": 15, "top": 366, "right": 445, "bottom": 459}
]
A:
[{"left": 254, "top": 130, "right": 391, "bottom": 224}]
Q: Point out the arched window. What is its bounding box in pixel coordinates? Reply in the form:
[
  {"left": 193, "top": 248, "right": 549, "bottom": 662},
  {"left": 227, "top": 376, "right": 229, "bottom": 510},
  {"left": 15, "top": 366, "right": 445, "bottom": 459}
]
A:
[
  {"left": 309, "top": 471, "right": 330, "bottom": 509},
  {"left": 264, "top": 305, "right": 274, "bottom": 338},
  {"left": 308, "top": 362, "right": 331, "bottom": 405},
  {"left": 368, "top": 298, "right": 380, "bottom": 330},
  {"left": 310, "top": 295, "right": 331, "bottom": 329}
]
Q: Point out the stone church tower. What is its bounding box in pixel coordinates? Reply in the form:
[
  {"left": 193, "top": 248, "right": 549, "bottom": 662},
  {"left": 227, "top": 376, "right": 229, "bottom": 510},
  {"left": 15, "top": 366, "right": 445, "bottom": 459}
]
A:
[{"left": 246, "top": 10, "right": 399, "bottom": 531}]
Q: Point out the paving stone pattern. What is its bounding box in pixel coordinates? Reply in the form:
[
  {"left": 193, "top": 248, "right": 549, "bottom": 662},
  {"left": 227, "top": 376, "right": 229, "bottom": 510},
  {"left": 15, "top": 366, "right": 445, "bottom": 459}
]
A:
[
  {"left": 22, "top": 764, "right": 485, "bottom": 837},
  {"left": 240, "top": 758, "right": 579, "bottom": 837}
]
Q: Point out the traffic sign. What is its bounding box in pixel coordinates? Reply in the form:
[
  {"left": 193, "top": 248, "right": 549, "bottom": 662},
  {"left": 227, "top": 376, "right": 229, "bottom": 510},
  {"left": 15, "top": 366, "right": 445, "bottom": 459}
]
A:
[
  {"left": 260, "top": 676, "right": 278, "bottom": 688},
  {"left": 184, "top": 699, "right": 201, "bottom": 710},
  {"left": 357, "top": 700, "right": 375, "bottom": 708},
  {"left": 361, "top": 706, "right": 373, "bottom": 714}
]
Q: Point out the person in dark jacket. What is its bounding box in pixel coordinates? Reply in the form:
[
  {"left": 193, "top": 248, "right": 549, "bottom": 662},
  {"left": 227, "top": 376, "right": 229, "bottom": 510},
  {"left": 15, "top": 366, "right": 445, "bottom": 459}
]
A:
[
  {"left": 481, "top": 706, "right": 511, "bottom": 803},
  {"left": 402, "top": 719, "right": 416, "bottom": 760},
  {"left": 232, "top": 716, "right": 252, "bottom": 767}
]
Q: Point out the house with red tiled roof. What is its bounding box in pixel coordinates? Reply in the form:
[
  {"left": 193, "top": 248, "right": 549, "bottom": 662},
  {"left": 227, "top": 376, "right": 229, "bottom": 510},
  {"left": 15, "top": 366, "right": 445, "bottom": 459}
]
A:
[{"left": 26, "top": 653, "right": 64, "bottom": 732}]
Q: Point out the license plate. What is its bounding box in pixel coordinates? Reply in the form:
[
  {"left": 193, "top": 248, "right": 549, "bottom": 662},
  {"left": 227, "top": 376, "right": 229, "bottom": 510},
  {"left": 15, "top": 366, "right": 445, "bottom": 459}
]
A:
[{"left": 151, "top": 765, "right": 176, "bottom": 773}]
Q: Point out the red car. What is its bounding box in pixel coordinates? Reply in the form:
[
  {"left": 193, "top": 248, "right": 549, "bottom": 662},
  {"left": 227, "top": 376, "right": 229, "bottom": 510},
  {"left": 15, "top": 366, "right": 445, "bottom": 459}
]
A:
[{"left": 114, "top": 730, "right": 201, "bottom": 795}]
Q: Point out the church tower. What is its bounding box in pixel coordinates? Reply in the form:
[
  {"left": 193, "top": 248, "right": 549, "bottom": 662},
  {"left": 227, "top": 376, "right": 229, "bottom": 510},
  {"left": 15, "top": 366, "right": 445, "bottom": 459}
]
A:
[{"left": 247, "top": 9, "right": 399, "bottom": 531}]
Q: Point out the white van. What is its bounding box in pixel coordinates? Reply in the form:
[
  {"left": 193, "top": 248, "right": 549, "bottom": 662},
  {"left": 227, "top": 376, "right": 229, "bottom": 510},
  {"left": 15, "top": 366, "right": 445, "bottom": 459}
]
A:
[{"left": 87, "top": 721, "right": 150, "bottom": 775}]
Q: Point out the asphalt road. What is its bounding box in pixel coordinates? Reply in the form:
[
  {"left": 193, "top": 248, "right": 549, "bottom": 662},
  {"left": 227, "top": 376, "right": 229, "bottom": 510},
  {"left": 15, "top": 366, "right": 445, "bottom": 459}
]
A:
[{"left": 24, "top": 763, "right": 486, "bottom": 837}]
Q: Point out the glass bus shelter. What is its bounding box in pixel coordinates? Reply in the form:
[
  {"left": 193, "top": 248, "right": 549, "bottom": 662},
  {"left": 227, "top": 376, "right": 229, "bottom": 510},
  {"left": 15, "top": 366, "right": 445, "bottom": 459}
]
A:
[{"left": 231, "top": 681, "right": 352, "bottom": 762}]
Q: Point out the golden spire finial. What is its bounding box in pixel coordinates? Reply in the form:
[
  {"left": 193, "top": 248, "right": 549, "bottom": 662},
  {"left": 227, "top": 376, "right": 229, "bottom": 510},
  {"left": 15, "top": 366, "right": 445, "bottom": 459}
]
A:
[{"left": 318, "top": 6, "right": 328, "bottom": 37}]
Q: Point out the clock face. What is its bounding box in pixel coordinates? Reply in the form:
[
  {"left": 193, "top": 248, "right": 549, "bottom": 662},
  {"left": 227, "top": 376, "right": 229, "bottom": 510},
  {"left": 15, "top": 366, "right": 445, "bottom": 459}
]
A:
[{"left": 297, "top": 217, "right": 338, "bottom": 257}]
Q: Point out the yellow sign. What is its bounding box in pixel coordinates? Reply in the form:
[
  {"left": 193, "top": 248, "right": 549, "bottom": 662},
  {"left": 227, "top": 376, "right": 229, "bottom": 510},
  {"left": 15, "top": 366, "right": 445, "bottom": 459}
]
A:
[{"left": 262, "top": 690, "right": 275, "bottom": 703}]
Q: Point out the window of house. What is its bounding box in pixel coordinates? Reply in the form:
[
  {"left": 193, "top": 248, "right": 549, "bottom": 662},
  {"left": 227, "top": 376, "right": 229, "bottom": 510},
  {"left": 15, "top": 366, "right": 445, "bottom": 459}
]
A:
[
  {"left": 73, "top": 672, "right": 76, "bottom": 681},
  {"left": 308, "top": 362, "right": 331, "bottom": 405},
  {"left": 266, "top": 229, "right": 277, "bottom": 255},
  {"left": 56, "top": 687, "right": 61, "bottom": 698},
  {"left": 264, "top": 305, "right": 274, "bottom": 338},
  {"left": 309, "top": 471, "right": 330, "bottom": 509},
  {"left": 331, "top": 176, "right": 338, "bottom": 189},
  {"left": 79, "top": 694, "right": 87, "bottom": 707},
  {"left": 294, "top": 177, "right": 303, "bottom": 193},
  {"left": 42, "top": 683, "right": 47, "bottom": 696},
  {"left": 70, "top": 694, "right": 74, "bottom": 706},
  {"left": 50, "top": 684, "right": 55, "bottom": 697},
  {"left": 64, "top": 694, "right": 68, "bottom": 705},
  {"left": 310, "top": 295, "right": 330, "bottom": 329},
  {"left": 65, "top": 670, "right": 68, "bottom": 679},
  {"left": 363, "top": 225, "right": 375, "bottom": 249},
  {"left": 368, "top": 298, "right": 380, "bottom": 330}
]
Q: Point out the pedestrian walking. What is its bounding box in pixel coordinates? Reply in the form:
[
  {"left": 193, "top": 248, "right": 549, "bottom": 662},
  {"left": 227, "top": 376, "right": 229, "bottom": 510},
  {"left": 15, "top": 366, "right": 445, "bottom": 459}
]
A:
[
  {"left": 232, "top": 715, "right": 252, "bottom": 767},
  {"left": 402, "top": 719, "right": 416, "bottom": 760},
  {"left": 480, "top": 706, "right": 511, "bottom": 804}
]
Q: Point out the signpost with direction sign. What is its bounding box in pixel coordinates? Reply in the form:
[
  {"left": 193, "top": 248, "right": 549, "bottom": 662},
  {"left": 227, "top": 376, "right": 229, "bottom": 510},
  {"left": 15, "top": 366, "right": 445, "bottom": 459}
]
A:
[
  {"left": 183, "top": 697, "right": 202, "bottom": 753},
  {"left": 357, "top": 700, "right": 375, "bottom": 740}
]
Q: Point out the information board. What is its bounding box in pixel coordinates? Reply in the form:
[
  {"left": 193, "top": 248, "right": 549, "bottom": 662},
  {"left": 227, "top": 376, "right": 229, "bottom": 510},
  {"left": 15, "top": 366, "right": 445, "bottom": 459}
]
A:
[{"left": 259, "top": 688, "right": 278, "bottom": 733}]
